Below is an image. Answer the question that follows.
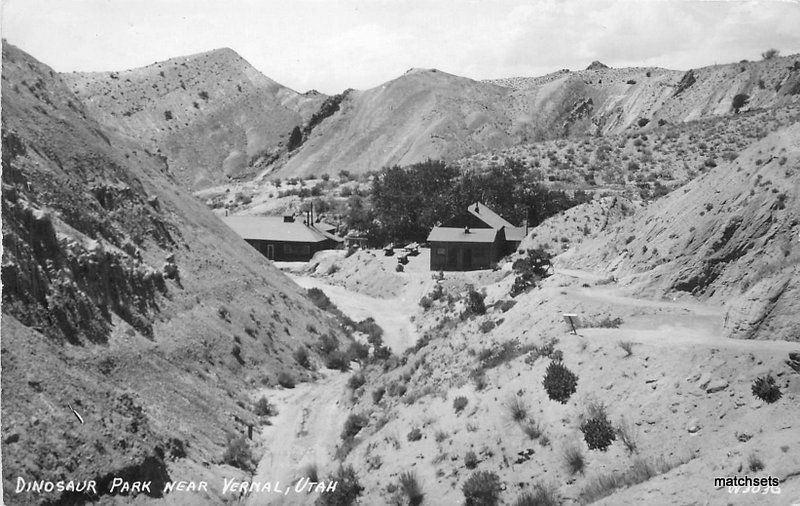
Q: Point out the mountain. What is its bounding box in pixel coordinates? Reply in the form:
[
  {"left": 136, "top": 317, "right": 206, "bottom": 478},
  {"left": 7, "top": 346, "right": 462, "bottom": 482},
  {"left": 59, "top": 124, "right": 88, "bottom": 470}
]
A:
[
  {"left": 1, "top": 42, "right": 347, "bottom": 503},
  {"left": 273, "top": 55, "right": 800, "bottom": 177},
  {"left": 559, "top": 123, "right": 800, "bottom": 341},
  {"left": 62, "top": 48, "right": 324, "bottom": 189}
]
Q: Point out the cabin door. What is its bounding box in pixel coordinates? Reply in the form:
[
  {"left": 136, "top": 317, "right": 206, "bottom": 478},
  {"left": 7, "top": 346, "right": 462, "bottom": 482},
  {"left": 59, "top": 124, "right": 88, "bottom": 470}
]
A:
[{"left": 266, "top": 244, "right": 275, "bottom": 260}]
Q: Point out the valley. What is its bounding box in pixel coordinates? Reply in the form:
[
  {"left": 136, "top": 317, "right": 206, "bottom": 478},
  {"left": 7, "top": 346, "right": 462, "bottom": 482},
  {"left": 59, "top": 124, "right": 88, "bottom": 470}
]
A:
[{"left": 2, "top": 30, "right": 799, "bottom": 506}]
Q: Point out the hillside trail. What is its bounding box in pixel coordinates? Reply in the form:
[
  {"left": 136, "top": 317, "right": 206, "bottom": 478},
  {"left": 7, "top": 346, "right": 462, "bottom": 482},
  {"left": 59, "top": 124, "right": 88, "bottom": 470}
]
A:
[{"left": 553, "top": 268, "right": 799, "bottom": 353}]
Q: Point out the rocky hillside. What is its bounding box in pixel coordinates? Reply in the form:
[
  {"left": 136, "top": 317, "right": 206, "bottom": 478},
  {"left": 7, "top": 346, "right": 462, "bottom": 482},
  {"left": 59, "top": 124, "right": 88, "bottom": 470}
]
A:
[
  {"left": 1, "top": 42, "right": 348, "bottom": 504},
  {"left": 62, "top": 48, "right": 324, "bottom": 189},
  {"left": 559, "top": 124, "right": 800, "bottom": 341},
  {"left": 271, "top": 55, "right": 800, "bottom": 178}
]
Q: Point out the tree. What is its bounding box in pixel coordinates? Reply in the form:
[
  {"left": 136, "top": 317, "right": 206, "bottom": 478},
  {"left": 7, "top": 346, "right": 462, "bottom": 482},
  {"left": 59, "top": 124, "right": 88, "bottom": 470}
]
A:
[
  {"left": 287, "top": 126, "right": 303, "bottom": 151},
  {"left": 761, "top": 48, "right": 779, "bottom": 60}
]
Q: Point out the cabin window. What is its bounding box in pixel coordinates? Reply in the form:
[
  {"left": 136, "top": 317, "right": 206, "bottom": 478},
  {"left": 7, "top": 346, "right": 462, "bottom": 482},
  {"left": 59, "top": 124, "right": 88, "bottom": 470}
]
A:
[{"left": 436, "top": 248, "right": 446, "bottom": 255}]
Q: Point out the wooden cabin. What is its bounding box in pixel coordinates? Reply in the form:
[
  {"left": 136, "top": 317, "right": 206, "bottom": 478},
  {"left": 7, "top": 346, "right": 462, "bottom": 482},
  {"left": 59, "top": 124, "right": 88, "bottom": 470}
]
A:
[{"left": 223, "top": 214, "right": 342, "bottom": 262}]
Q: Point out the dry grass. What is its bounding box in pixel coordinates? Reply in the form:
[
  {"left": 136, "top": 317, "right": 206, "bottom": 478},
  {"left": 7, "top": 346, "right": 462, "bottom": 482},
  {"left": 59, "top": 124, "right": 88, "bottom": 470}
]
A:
[
  {"left": 616, "top": 418, "right": 638, "bottom": 454},
  {"left": 506, "top": 396, "right": 529, "bottom": 422},
  {"left": 578, "top": 454, "right": 693, "bottom": 504},
  {"left": 617, "top": 340, "right": 635, "bottom": 357},
  {"left": 564, "top": 445, "right": 586, "bottom": 475}
]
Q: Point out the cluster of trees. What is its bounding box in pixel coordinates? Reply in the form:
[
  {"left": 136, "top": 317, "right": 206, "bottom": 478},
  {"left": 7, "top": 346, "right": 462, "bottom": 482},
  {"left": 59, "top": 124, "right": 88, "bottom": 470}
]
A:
[{"left": 344, "top": 158, "right": 591, "bottom": 245}]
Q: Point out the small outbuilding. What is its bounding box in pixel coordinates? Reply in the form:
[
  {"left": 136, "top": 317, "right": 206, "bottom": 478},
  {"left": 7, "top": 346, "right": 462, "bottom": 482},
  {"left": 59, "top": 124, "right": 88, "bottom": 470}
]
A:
[{"left": 223, "top": 214, "right": 342, "bottom": 261}]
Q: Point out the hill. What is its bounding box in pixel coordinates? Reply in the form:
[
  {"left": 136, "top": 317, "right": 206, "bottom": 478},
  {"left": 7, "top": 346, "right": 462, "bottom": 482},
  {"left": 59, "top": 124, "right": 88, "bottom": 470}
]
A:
[
  {"left": 273, "top": 68, "right": 520, "bottom": 178},
  {"left": 270, "top": 54, "right": 800, "bottom": 178},
  {"left": 62, "top": 48, "right": 324, "bottom": 189},
  {"left": 1, "top": 42, "right": 348, "bottom": 504},
  {"left": 559, "top": 123, "right": 800, "bottom": 341}
]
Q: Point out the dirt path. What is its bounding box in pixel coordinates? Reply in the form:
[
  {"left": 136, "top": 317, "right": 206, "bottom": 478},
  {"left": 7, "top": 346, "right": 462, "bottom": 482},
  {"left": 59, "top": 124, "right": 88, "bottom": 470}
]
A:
[
  {"left": 246, "top": 371, "right": 349, "bottom": 506},
  {"left": 245, "top": 270, "right": 426, "bottom": 505},
  {"left": 290, "top": 275, "right": 423, "bottom": 352},
  {"left": 553, "top": 270, "right": 800, "bottom": 353}
]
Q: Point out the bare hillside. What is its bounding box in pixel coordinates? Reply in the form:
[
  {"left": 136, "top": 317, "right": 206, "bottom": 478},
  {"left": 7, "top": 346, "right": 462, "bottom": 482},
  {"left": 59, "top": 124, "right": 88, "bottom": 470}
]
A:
[
  {"left": 272, "top": 55, "right": 800, "bottom": 178},
  {"left": 62, "top": 48, "right": 324, "bottom": 189},
  {"left": 560, "top": 124, "right": 800, "bottom": 341},
  {"left": 1, "top": 42, "right": 347, "bottom": 504},
  {"left": 275, "top": 68, "right": 521, "bottom": 178}
]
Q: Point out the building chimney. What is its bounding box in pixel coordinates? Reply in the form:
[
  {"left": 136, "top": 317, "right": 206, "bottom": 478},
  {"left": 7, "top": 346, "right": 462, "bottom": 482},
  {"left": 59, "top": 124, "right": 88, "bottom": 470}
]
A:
[
  {"left": 464, "top": 226, "right": 470, "bottom": 234},
  {"left": 474, "top": 204, "right": 480, "bottom": 213},
  {"left": 523, "top": 219, "right": 528, "bottom": 236}
]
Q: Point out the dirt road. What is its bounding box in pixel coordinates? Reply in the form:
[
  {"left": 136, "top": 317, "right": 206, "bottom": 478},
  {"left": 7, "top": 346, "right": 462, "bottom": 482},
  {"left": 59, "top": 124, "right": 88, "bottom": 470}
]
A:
[
  {"left": 290, "top": 275, "right": 423, "bottom": 352},
  {"left": 246, "top": 271, "right": 425, "bottom": 505},
  {"left": 246, "top": 372, "right": 349, "bottom": 506}
]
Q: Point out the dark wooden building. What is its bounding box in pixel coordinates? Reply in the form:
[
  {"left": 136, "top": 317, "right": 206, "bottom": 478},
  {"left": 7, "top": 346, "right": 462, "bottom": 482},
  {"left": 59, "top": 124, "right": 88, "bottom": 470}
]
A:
[
  {"left": 427, "top": 202, "right": 527, "bottom": 271},
  {"left": 223, "top": 215, "right": 342, "bottom": 261}
]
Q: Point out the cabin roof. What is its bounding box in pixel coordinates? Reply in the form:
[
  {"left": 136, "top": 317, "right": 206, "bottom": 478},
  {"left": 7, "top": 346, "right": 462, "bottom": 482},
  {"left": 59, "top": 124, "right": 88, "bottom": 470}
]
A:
[
  {"left": 223, "top": 215, "right": 342, "bottom": 243},
  {"left": 468, "top": 202, "right": 515, "bottom": 229},
  {"left": 427, "top": 227, "right": 499, "bottom": 243}
]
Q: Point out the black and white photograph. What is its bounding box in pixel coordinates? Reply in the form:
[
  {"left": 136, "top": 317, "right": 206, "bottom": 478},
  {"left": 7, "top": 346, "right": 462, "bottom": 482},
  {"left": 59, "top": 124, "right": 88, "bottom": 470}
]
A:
[{"left": 1, "top": 0, "right": 799, "bottom": 504}]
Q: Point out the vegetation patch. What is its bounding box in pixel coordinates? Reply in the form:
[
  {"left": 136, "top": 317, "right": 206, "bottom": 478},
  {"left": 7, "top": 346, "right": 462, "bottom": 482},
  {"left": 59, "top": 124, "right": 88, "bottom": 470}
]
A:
[
  {"left": 542, "top": 361, "right": 578, "bottom": 404},
  {"left": 578, "top": 455, "right": 693, "bottom": 504},
  {"left": 751, "top": 374, "right": 781, "bottom": 403},
  {"left": 462, "top": 471, "right": 502, "bottom": 506}
]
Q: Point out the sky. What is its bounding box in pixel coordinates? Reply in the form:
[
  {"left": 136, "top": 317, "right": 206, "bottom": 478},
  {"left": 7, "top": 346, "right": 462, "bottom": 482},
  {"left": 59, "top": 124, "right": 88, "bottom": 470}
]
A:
[{"left": 3, "top": 0, "right": 800, "bottom": 94}]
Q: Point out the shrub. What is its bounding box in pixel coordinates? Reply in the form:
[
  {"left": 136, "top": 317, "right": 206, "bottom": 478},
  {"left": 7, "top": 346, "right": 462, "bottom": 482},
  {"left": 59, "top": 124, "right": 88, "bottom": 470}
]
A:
[
  {"left": 469, "top": 368, "right": 488, "bottom": 391},
  {"left": 748, "top": 453, "right": 764, "bottom": 472},
  {"left": 542, "top": 361, "right": 578, "bottom": 404},
  {"left": 298, "top": 462, "right": 319, "bottom": 483},
  {"left": 462, "top": 471, "right": 502, "bottom": 506},
  {"left": 222, "top": 435, "right": 254, "bottom": 472},
  {"left": 521, "top": 420, "right": 543, "bottom": 439},
  {"left": 618, "top": 340, "right": 634, "bottom": 357},
  {"left": 398, "top": 471, "right": 424, "bottom": 506},
  {"left": 354, "top": 317, "right": 383, "bottom": 345},
  {"left": 372, "top": 386, "right": 386, "bottom": 403},
  {"left": 506, "top": 397, "right": 528, "bottom": 422},
  {"left": 762, "top": 48, "right": 779, "bottom": 60},
  {"left": 563, "top": 445, "right": 585, "bottom": 475},
  {"left": 254, "top": 396, "right": 277, "bottom": 417},
  {"left": 463, "top": 288, "right": 487, "bottom": 317},
  {"left": 407, "top": 428, "right": 422, "bottom": 441},
  {"left": 510, "top": 248, "right": 553, "bottom": 297},
  {"left": 581, "top": 416, "right": 616, "bottom": 451},
  {"left": 317, "top": 333, "right": 339, "bottom": 354},
  {"left": 453, "top": 396, "right": 469, "bottom": 414},
  {"left": 277, "top": 372, "right": 296, "bottom": 388},
  {"left": 752, "top": 374, "right": 781, "bottom": 403},
  {"left": 513, "top": 483, "right": 560, "bottom": 506},
  {"left": 325, "top": 350, "right": 351, "bottom": 372},
  {"left": 307, "top": 288, "right": 334, "bottom": 311},
  {"left": 294, "top": 347, "right": 311, "bottom": 368},
  {"left": 347, "top": 373, "right": 366, "bottom": 391},
  {"left": 341, "top": 414, "right": 368, "bottom": 440},
  {"left": 464, "top": 451, "right": 479, "bottom": 469},
  {"left": 217, "top": 305, "right": 230, "bottom": 320},
  {"left": 317, "top": 465, "right": 364, "bottom": 506},
  {"left": 347, "top": 341, "right": 369, "bottom": 364},
  {"left": 479, "top": 320, "right": 497, "bottom": 334},
  {"left": 732, "top": 93, "right": 750, "bottom": 113}
]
